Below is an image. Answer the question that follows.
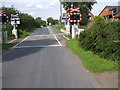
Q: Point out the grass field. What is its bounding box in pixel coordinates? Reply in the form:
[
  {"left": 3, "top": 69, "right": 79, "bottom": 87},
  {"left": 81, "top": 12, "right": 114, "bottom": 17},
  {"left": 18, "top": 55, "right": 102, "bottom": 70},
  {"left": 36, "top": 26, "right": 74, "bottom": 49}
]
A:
[{"left": 66, "top": 40, "right": 118, "bottom": 72}]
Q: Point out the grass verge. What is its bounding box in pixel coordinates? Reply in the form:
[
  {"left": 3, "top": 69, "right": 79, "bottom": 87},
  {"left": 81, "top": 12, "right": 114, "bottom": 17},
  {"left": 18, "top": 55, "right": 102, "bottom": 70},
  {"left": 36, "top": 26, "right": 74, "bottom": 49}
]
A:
[
  {"left": 66, "top": 40, "right": 118, "bottom": 72},
  {"left": 52, "top": 24, "right": 66, "bottom": 30},
  {"left": 19, "top": 28, "right": 38, "bottom": 38},
  {"left": 1, "top": 43, "right": 15, "bottom": 49},
  {"left": 53, "top": 25, "right": 61, "bottom": 30}
]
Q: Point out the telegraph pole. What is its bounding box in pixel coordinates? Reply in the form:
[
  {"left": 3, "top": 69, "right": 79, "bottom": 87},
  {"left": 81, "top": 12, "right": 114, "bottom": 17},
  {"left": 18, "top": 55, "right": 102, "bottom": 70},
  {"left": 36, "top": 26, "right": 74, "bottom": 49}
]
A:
[
  {"left": 2, "top": 25, "right": 5, "bottom": 44},
  {"left": 0, "top": 7, "right": 5, "bottom": 44},
  {"left": 60, "top": 2, "right": 62, "bottom": 23},
  {"left": 60, "top": 2, "right": 63, "bottom": 30},
  {"left": 1, "top": 5, "right": 7, "bottom": 44}
]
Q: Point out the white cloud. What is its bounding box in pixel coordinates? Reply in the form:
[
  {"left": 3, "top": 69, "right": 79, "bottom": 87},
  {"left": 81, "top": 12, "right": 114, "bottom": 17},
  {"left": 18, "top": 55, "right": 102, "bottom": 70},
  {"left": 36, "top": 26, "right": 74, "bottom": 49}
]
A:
[
  {"left": 26, "top": 3, "right": 34, "bottom": 8},
  {"left": 96, "top": 0, "right": 120, "bottom": 2},
  {"left": 5, "top": 0, "right": 120, "bottom": 21},
  {"left": 3, "top": 0, "right": 60, "bottom": 3},
  {"left": 25, "top": 3, "right": 43, "bottom": 10},
  {"left": 29, "top": 12, "right": 35, "bottom": 16},
  {"left": 49, "top": 0, "right": 59, "bottom": 6},
  {"left": 36, "top": 4, "right": 43, "bottom": 9}
]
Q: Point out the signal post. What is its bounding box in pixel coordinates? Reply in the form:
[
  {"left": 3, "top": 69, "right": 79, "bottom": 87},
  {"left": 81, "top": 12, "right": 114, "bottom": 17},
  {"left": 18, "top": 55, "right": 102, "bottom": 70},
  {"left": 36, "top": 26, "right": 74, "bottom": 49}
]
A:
[{"left": 67, "top": 7, "right": 82, "bottom": 39}]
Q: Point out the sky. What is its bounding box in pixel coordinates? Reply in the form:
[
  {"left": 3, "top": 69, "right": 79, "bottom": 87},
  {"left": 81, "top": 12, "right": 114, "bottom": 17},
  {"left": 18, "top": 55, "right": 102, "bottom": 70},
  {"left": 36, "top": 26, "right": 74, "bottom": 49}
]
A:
[{"left": 0, "top": 0, "right": 120, "bottom": 21}]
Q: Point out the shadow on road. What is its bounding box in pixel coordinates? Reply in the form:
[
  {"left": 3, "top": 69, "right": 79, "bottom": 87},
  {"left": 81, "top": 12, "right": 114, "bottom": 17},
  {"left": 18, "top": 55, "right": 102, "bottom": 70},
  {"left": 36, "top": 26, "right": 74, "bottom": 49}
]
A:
[
  {"left": 16, "top": 39, "right": 59, "bottom": 47},
  {"left": 2, "top": 34, "right": 59, "bottom": 63},
  {"left": 2, "top": 47, "right": 43, "bottom": 62}
]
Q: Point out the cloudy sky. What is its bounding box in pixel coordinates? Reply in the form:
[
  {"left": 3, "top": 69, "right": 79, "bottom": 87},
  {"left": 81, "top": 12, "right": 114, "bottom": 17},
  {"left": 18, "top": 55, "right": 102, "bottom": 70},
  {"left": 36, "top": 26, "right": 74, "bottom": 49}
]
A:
[{"left": 0, "top": 0, "right": 120, "bottom": 21}]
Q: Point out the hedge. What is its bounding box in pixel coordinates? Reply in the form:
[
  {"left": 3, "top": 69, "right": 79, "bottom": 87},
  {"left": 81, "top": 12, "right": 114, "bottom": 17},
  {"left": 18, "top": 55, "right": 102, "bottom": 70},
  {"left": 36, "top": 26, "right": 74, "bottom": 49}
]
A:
[{"left": 79, "top": 16, "right": 120, "bottom": 61}]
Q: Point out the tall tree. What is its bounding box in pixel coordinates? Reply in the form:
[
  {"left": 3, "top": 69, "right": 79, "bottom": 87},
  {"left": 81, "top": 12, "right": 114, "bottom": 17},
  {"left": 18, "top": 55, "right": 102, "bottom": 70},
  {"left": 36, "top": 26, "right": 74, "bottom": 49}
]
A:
[
  {"left": 19, "top": 13, "right": 36, "bottom": 30},
  {"left": 41, "top": 20, "right": 46, "bottom": 27},
  {"left": 35, "top": 17, "right": 42, "bottom": 27},
  {"left": 47, "top": 17, "right": 54, "bottom": 25}
]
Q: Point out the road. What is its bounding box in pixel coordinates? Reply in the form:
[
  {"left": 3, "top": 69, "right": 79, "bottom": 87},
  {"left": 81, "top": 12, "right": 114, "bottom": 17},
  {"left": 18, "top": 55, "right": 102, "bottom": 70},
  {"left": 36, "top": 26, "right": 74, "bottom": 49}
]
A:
[{"left": 2, "top": 27, "right": 102, "bottom": 88}]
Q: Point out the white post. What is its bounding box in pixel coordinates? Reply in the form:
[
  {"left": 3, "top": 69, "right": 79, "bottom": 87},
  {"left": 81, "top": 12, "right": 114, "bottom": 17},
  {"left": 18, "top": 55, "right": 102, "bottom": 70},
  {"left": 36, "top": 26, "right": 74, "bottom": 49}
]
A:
[
  {"left": 66, "top": 22, "right": 70, "bottom": 34},
  {"left": 12, "top": 25, "right": 18, "bottom": 39},
  {"left": 72, "top": 23, "right": 79, "bottom": 39},
  {"left": 4, "top": 31, "right": 8, "bottom": 43},
  {"left": 72, "top": 24, "right": 76, "bottom": 39},
  {"left": 11, "top": 14, "right": 20, "bottom": 39}
]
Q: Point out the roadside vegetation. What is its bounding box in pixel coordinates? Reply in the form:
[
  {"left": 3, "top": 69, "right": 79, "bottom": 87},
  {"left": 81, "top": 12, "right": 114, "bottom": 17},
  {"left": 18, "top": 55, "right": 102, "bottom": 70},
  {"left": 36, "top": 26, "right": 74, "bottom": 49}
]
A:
[
  {"left": 52, "top": 24, "right": 66, "bottom": 30},
  {"left": 67, "top": 40, "right": 118, "bottom": 72},
  {"left": 66, "top": 16, "right": 119, "bottom": 72},
  {"left": 47, "top": 17, "right": 59, "bottom": 26},
  {"left": 19, "top": 28, "right": 38, "bottom": 38},
  {"left": 46, "top": 17, "right": 65, "bottom": 31},
  {"left": 1, "top": 43, "right": 15, "bottom": 49},
  {"left": 79, "top": 16, "right": 120, "bottom": 62},
  {"left": 4, "top": 7, "right": 46, "bottom": 40}
]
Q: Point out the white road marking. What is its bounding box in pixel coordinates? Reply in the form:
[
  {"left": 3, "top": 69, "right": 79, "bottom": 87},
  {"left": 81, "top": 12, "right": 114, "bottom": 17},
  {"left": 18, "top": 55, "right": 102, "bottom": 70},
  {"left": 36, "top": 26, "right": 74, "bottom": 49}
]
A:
[
  {"left": 47, "top": 26, "right": 52, "bottom": 34},
  {"left": 31, "top": 35, "right": 53, "bottom": 37},
  {"left": 8, "top": 39, "right": 17, "bottom": 43},
  {"left": 31, "top": 33, "right": 65, "bottom": 37},
  {"left": 63, "top": 35, "right": 70, "bottom": 40},
  {"left": 12, "top": 27, "right": 64, "bottom": 48},
  {"left": 13, "top": 45, "right": 63, "bottom": 49},
  {"left": 54, "top": 34, "right": 62, "bottom": 46},
  {"left": 13, "top": 35, "right": 30, "bottom": 49}
]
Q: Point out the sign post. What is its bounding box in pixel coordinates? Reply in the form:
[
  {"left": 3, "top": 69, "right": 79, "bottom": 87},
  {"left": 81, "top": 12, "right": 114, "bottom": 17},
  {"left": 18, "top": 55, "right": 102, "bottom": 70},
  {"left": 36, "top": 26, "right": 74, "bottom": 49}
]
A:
[
  {"left": 11, "top": 14, "right": 20, "bottom": 39},
  {"left": 0, "top": 7, "right": 9, "bottom": 44},
  {"left": 68, "top": 6, "right": 82, "bottom": 39}
]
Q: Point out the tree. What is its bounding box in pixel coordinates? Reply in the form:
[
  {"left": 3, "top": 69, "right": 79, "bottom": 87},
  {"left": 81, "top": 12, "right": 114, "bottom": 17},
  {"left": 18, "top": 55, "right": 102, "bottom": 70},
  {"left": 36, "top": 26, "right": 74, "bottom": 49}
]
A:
[
  {"left": 4, "top": 6, "right": 20, "bottom": 21},
  {"left": 47, "top": 17, "right": 54, "bottom": 25},
  {"left": 19, "top": 13, "right": 37, "bottom": 31},
  {"left": 3, "top": 6, "right": 44, "bottom": 40},
  {"left": 41, "top": 20, "right": 46, "bottom": 27},
  {"left": 35, "top": 17, "right": 42, "bottom": 27},
  {"left": 54, "top": 19, "right": 59, "bottom": 25}
]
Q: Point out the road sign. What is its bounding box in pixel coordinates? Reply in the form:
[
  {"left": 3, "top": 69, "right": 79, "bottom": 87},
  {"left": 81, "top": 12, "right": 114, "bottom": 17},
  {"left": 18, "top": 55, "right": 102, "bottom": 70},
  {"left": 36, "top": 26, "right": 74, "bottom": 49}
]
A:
[
  {"left": 11, "top": 14, "right": 20, "bottom": 25},
  {"left": 68, "top": 13, "right": 82, "bottom": 22},
  {"left": 0, "top": 14, "right": 9, "bottom": 24},
  {"left": 70, "top": 7, "right": 80, "bottom": 13},
  {"left": 11, "top": 14, "right": 20, "bottom": 39}
]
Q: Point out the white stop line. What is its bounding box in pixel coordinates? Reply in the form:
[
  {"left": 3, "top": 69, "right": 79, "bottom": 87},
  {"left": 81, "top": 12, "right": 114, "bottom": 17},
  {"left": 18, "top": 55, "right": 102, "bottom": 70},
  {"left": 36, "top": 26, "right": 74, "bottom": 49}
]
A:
[{"left": 54, "top": 34, "right": 62, "bottom": 46}]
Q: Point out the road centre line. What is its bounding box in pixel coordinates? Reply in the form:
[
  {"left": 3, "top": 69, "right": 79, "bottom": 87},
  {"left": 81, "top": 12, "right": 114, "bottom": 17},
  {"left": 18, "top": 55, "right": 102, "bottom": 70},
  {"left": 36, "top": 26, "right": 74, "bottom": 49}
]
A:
[
  {"left": 54, "top": 34, "right": 62, "bottom": 46},
  {"left": 13, "top": 35, "right": 30, "bottom": 49}
]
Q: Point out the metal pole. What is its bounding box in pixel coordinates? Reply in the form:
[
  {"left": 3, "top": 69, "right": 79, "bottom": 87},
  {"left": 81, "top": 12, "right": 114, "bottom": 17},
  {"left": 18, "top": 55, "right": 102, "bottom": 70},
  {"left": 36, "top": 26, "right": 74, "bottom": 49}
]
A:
[
  {"left": 2, "top": 24, "right": 5, "bottom": 44},
  {"left": 60, "top": 2, "right": 62, "bottom": 23},
  {"left": 60, "top": 2, "right": 63, "bottom": 29}
]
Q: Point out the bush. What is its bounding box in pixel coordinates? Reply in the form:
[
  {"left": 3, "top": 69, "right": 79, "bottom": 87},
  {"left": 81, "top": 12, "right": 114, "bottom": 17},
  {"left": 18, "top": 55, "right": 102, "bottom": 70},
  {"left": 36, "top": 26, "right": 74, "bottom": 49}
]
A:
[
  {"left": 4, "top": 23, "right": 15, "bottom": 40},
  {"left": 79, "top": 16, "right": 120, "bottom": 61},
  {"left": 53, "top": 24, "right": 66, "bottom": 30}
]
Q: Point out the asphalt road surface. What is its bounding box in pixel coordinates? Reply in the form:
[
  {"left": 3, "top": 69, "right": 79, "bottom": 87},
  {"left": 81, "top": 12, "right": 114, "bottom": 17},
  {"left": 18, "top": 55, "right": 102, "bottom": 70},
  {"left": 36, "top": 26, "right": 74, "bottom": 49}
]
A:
[{"left": 2, "top": 27, "right": 103, "bottom": 88}]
